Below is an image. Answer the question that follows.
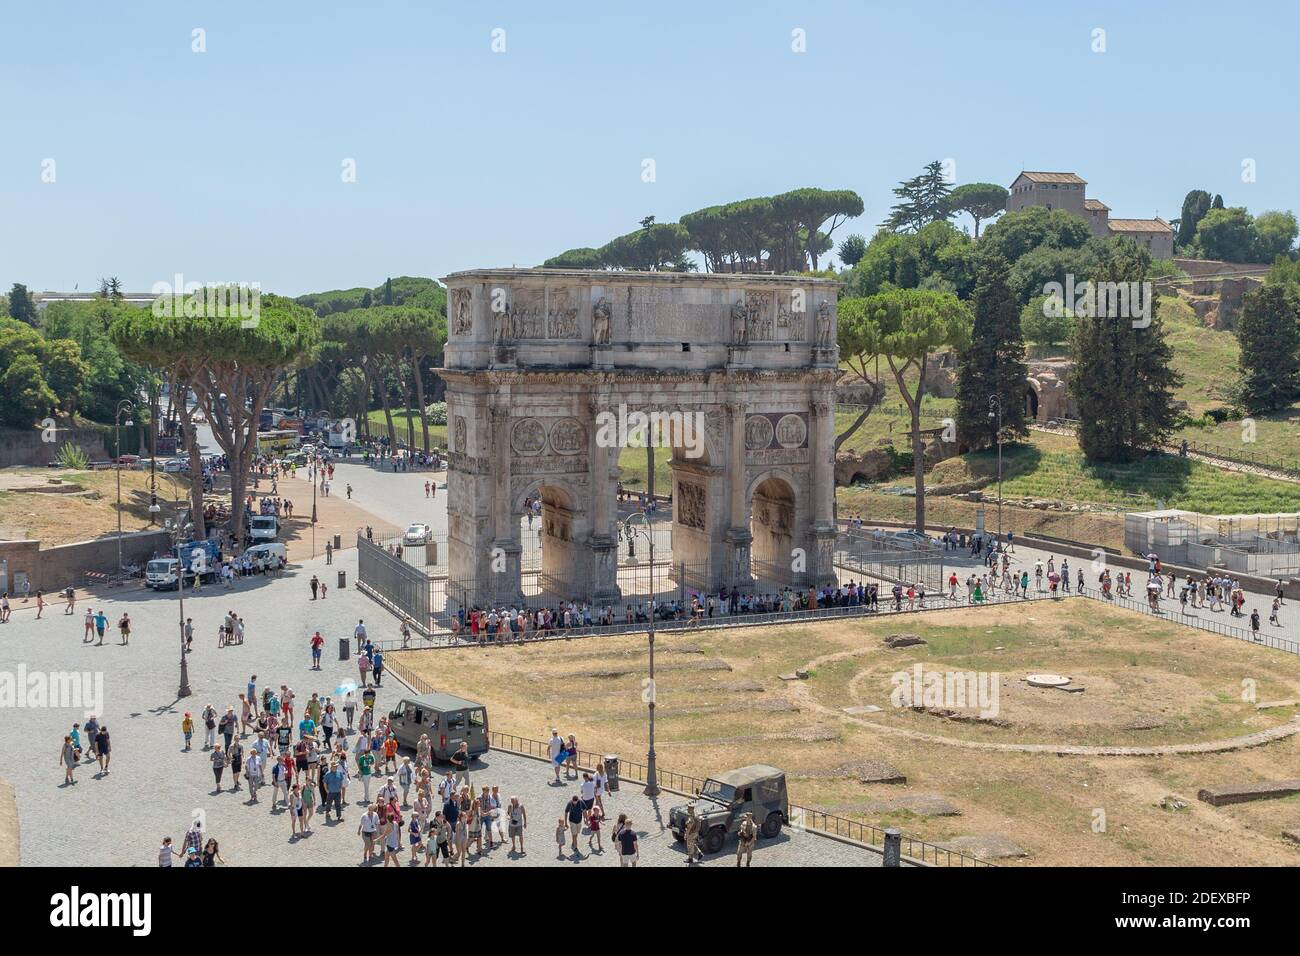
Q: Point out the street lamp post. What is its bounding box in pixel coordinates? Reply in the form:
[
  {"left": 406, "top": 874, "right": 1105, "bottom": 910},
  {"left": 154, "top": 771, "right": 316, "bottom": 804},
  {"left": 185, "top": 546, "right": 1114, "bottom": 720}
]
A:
[
  {"left": 622, "top": 510, "right": 660, "bottom": 797},
  {"left": 115, "top": 399, "right": 136, "bottom": 570},
  {"left": 987, "top": 394, "right": 1003, "bottom": 543},
  {"left": 166, "top": 487, "right": 192, "bottom": 699}
]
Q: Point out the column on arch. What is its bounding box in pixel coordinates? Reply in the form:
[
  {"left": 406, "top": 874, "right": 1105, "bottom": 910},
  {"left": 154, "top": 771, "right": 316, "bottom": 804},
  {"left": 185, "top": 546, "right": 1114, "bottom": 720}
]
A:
[{"left": 723, "top": 398, "right": 753, "bottom": 592}]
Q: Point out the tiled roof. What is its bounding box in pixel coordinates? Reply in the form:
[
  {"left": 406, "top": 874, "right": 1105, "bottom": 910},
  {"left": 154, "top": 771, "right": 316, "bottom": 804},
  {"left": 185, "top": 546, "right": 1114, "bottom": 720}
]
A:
[
  {"left": 1013, "top": 171, "right": 1087, "bottom": 185},
  {"left": 1107, "top": 218, "right": 1172, "bottom": 233},
  {"left": 1083, "top": 199, "right": 1110, "bottom": 211}
]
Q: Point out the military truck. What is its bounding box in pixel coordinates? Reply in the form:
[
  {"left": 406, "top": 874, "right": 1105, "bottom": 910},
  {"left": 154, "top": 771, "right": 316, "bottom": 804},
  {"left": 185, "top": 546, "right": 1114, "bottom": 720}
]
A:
[
  {"left": 669, "top": 764, "right": 789, "bottom": 854},
  {"left": 386, "top": 692, "right": 489, "bottom": 761}
]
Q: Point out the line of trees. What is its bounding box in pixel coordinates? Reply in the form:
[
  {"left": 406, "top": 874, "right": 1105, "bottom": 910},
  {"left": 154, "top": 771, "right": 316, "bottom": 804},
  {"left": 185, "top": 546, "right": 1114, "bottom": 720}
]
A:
[{"left": 544, "top": 188, "right": 864, "bottom": 273}]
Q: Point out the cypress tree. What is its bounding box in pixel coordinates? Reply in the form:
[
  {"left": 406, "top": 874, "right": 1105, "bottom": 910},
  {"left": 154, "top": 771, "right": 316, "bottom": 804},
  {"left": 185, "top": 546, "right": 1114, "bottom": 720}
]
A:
[
  {"left": 956, "top": 254, "right": 1029, "bottom": 449},
  {"left": 1237, "top": 283, "right": 1300, "bottom": 412},
  {"left": 1070, "top": 246, "right": 1182, "bottom": 461}
]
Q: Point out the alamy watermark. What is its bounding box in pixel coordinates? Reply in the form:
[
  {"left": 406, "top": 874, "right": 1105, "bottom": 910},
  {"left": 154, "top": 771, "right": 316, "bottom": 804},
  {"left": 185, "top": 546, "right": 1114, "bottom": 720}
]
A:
[
  {"left": 890, "top": 664, "right": 1000, "bottom": 718},
  {"left": 0, "top": 664, "right": 103, "bottom": 715},
  {"left": 1042, "top": 274, "right": 1153, "bottom": 328},
  {"left": 593, "top": 403, "right": 704, "bottom": 459},
  {"left": 151, "top": 274, "right": 261, "bottom": 328}
]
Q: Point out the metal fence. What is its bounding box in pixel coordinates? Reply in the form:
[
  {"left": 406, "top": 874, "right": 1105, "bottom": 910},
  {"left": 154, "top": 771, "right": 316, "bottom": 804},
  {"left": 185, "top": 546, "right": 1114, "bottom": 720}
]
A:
[
  {"left": 1078, "top": 584, "right": 1300, "bottom": 656},
  {"left": 356, "top": 533, "right": 435, "bottom": 633},
  {"left": 479, "top": 728, "right": 993, "bottom": 868},
  {"left": 834, "top": 529, "right": 947, "bottom": 591}
]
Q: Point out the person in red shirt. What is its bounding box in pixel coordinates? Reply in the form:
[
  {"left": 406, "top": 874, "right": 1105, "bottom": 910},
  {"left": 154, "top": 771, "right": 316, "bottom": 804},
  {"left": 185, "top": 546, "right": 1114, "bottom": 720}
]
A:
[{"left": 310, "top": 631, "right": 324, "bottom": 670}]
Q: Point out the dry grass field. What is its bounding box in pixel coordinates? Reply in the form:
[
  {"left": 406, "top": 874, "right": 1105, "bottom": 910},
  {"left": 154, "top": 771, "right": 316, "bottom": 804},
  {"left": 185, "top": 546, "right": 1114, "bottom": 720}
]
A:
[{"left": 392, "top": 600, "right": 1300, "bottom": 865}]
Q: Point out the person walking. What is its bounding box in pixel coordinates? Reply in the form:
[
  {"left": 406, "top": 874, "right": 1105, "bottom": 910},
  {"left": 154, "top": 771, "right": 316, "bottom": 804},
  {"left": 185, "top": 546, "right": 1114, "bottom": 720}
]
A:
[
  {"left": 201, "top": 704, "right": 218, "bottom": 750},
  {"left": 94, "top": 724, "right": 111, "bottom": 773},
  {"left": 310, "top": 575, "right": 319, "bottom": 600},
  {"left": 736, "top": 812, "right": 758, "bottom": 867},
  {"left": 508, "top": 797, "right": 528, "bottom": 855},
  {"left": 83, "top": 607, "right": 94, "bottom": 642},
  {"left": 60, "top": 735, "right": 78, "bottom": 785},
  {"left": 565, "top": 795, "right": 584, "bottom": 856},
  {"left": 615, "top": 817, "right": 638, "bottom": 867},
  {"left": 210, "top": 744, "right": 227, "bottom": 792}
]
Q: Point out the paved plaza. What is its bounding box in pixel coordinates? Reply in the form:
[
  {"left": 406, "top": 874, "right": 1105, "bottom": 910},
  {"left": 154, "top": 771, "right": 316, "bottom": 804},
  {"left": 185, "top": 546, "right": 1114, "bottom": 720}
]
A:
[{"left": 0, "top": 549, "right": 881, "bottom": 867}]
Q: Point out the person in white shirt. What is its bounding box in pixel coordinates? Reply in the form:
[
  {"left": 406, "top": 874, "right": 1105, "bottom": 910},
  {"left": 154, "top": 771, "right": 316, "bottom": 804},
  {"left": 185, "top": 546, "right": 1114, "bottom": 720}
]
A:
[
  {"left": 579, "top": 773, "right": 596, "bottom": 823},
  {"left": 548, "top": 730, "right": 564, "bottom": 783},
  {"left": 358, "top": 807, "right": 381, "bottom": 863},
  {"left": 354, "top": 619, "right": 367, "bottom": 652}
]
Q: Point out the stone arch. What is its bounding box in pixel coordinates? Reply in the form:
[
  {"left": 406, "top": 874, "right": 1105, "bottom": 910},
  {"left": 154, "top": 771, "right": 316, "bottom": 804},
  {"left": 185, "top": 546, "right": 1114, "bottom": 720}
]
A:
[
  {"left": 748, "top": 470, "right": 801, "bottom": 583},
  {"left": 511, "top": 477, "right": 589, "bottom": 599},
  {"left": 1025, "top": 380, "right": 1040, "bottom": 421}
]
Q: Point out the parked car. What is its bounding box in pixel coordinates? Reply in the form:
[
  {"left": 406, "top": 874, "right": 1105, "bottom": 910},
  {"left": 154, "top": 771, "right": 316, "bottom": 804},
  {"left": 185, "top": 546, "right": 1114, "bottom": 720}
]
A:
[
  {"left": 872, "top": 529, "right": 937, "bottom": 550},
  {"left": 162, "top": 457, "right": 190, "bottom": 473},
  {"left": 403, "top": 523, "right": 431, "bottom": 545},
  {"left": 669, "top": 765, "right": 789, "bottom": 854},
  {"left": 387, "top": 693, "right": 489, "bottom": 760}
]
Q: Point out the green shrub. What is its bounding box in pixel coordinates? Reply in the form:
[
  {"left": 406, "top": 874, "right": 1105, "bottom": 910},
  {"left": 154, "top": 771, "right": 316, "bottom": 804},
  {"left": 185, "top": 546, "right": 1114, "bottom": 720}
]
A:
[{"left": 56, "top": 442, "right": 89, "bottom": 469}]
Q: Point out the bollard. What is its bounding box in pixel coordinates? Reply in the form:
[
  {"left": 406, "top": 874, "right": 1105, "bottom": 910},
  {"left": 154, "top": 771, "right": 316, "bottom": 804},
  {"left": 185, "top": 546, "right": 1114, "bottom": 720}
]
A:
[
  {"left": 603, "top": 754, "right": 620, "bottom": 792},
  {"left": 883, "top": 827, "right": 902, "bottom": 867}
]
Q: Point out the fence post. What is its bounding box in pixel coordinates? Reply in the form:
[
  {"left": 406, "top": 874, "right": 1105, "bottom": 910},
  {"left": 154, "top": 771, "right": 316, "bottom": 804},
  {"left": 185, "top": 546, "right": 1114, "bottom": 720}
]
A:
[{"left": 883, "top": 827, "right": 902, "bottom": 867}]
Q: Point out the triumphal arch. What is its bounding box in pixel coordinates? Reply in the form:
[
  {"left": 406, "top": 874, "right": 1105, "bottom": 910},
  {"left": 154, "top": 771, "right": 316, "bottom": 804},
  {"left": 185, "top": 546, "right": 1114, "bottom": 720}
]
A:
[{"left": 437, "top": 268, "right": 840, "bottom": 610}]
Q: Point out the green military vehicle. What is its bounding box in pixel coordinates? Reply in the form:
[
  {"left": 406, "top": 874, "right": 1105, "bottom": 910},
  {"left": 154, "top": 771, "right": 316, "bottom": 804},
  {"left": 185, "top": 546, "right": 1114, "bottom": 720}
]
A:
[{"left": 669, "top": 764, "right": 789, "bottom": 854}]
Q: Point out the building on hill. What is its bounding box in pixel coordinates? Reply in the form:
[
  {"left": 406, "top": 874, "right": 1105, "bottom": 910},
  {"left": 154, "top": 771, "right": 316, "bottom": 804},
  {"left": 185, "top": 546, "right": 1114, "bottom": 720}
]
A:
[
  {"left": 1006, "top": 171, "right": 1174, "bottom": 258},
  {"left": 1105, "top": 218, "right": 1175, "bottom": 259}
]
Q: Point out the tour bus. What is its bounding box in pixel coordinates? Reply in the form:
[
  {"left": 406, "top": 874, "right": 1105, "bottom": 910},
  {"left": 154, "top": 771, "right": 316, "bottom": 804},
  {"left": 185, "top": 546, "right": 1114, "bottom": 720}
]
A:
[
  {"left": 255, "top": 429, "right": 299, "bottom": 457},
  {"left": 387, "top": 693, "right": 490, "bottom": 761}
]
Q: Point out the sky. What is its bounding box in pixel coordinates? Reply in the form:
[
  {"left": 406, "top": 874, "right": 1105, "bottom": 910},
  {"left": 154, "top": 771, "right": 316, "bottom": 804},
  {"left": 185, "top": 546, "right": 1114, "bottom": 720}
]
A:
[{"left": 2, "top": 0, "right": 1296, "bottom": 296}]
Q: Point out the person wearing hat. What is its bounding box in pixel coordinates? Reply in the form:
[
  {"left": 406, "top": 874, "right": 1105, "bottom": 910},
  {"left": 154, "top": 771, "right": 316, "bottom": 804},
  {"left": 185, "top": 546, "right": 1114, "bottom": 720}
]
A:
[
  {"left": 736, "top": 812, "right": 758, "bottom": 867},
  {"left": 548, "top": 729, "right": 564, "bottom": 784}
]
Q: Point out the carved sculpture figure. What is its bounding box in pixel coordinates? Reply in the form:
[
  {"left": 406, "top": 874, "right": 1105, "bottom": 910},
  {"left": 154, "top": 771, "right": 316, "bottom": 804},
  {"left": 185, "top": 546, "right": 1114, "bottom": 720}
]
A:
[
  {"left": 452, "top": 288, "right": 473, "bottom": 335},
  {"left": 592, "top": 296, "right": 612, "bottom": 345},
  {"left": 731, "top": 298, "right": 749, "bottom": 346},
  {"left": 816, "top": 300, "right": 832, "bottom": 348}
]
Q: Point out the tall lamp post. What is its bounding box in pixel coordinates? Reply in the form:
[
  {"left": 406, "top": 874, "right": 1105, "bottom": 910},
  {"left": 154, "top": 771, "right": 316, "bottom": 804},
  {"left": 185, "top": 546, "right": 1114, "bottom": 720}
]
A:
[
  {"left": 115, "top": 399, "right": 136, "bottom": 570},
  {"left": 621, "top": 510, "right": 660, "bottom": 797},
  {"left": 166, "top": 486, "right": 192, "bottom": 699},
  {"left": 987, "top": 394, "right": 1003, "bottom": 543}
]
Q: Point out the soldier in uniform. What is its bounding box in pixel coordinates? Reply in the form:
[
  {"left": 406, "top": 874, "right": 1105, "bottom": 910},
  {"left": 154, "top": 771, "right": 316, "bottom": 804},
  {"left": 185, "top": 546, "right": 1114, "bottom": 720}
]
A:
[
  {"left": 683, "top": 804, "right": 703, "bottom": 865},
  {"left": 736, "top": 812, "right": 758, "bottom": 867}
]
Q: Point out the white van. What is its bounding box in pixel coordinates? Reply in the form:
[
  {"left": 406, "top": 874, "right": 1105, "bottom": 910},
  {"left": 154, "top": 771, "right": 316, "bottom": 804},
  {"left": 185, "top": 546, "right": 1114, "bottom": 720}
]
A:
[
  {"left": 249, "top": 515, "right": 279, "bottom": 542},
  {"left": 244, "top": 542, "right": 286, "bottom": 571}
]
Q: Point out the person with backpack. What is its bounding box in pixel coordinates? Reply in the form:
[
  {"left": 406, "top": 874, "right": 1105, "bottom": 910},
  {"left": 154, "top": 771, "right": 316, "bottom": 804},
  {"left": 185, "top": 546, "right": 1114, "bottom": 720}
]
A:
[{"left": 201, "top": 704, "right": 218, "bottom": 750}]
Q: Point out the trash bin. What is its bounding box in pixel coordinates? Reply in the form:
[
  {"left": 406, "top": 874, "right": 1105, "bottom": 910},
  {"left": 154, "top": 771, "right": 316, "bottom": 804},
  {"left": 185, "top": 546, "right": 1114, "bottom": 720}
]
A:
[
  {"left": 425, "top": 541, "right": 438, "bottom": 565},
  {"left": 333, "top": 533, "right": 341, "bottom": 550},
  {"left": 603, "top": 754, "right": 620, "bottom": 792},
  {"left": 337, "top": 570, "right": 346, "bottom": 589},
  {"left": 338, "top": 637, "right": 349, "bottom": 661}
]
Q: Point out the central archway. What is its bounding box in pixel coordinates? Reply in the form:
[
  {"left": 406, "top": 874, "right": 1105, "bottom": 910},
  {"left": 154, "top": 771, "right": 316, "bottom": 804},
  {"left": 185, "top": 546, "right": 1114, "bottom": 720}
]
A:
[
  {"left": 513, "top": 479, "right": 588, "bottom": 603},
  {"left": 750, "top": 473, "right": 799, "bottom": 587}
]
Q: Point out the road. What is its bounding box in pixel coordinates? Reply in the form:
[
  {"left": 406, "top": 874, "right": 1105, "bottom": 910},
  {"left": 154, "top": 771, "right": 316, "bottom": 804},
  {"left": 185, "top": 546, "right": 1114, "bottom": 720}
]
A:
[{"left": 0, "top": 549, "right": 882, "bottom": 867}]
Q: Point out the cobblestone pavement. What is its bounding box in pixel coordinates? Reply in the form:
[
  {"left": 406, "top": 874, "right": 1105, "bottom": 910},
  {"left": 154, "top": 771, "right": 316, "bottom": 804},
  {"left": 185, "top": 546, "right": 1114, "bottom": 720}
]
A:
[{"left": 0, "top": 550, "right": 880, "bottom": 867}]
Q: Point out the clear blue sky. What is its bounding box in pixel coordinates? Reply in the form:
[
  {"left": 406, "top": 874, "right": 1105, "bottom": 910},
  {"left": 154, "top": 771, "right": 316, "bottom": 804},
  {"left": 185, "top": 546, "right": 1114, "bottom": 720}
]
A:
[{"left": 2, "top": 0, "right": 1295, "bottom": 295}]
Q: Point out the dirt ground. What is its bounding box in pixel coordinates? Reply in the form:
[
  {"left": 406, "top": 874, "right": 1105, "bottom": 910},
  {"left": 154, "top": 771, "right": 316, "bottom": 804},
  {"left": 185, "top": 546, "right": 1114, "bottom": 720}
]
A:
[
  {"left": 391, "top": 601, "right": 1300, "bottom": 866},
  {"left": 0, "top": 468, "right": 181, "bottom": 544}
]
